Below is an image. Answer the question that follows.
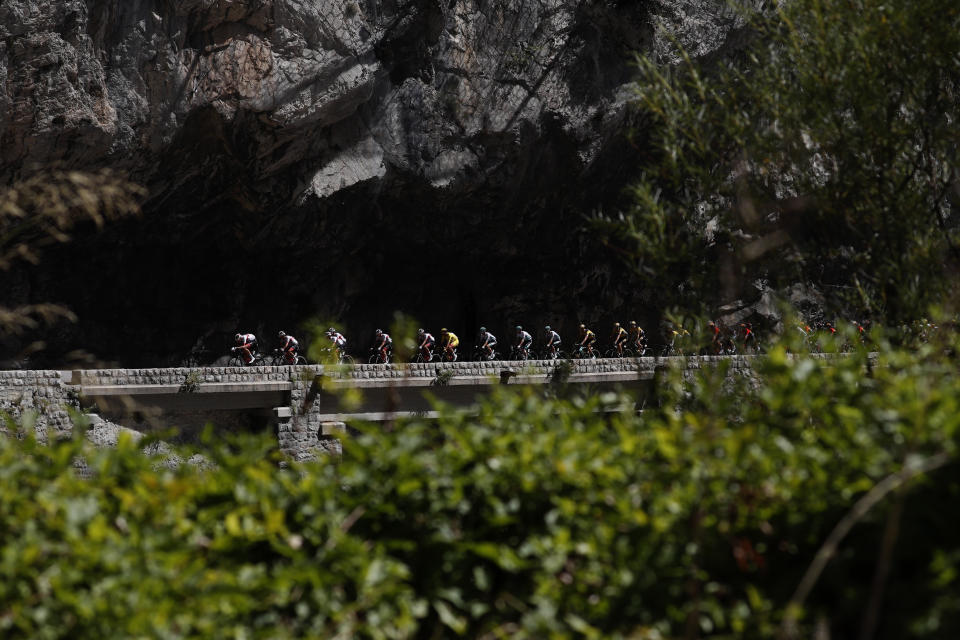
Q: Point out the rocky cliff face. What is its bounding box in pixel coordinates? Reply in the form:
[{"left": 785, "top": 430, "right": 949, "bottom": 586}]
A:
[{"left": 1, "top": 0, "right": 741, "bottom": 366}]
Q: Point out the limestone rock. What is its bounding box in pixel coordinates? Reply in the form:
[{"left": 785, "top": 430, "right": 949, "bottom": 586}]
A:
[{"left": 0, "top": 1, "right": 742, "bottom": 366}]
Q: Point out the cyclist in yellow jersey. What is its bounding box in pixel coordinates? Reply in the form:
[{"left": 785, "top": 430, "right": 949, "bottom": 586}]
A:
[
  {"left": 577, "top": 324, "right": 597, "bottom": 357},
  {"left": 628, "top": 321, "right": 647, "bottom": 355},
  {"left": 440, "top": 328, "right": 460, "bottom": 361},
  {"left": 611, "top": 322, "right": 629, "bottom": 356}
]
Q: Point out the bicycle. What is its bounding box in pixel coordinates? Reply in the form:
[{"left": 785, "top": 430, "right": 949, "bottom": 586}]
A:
[
  {"left": 368, "top": 348, "right": 392, "bottom": 364},
  {"left": 541, "top": 346, "right": 567, "bottom": 360},
  {"left": 473, "top": 346, "right": 498, "bottom": 361},
  {"left": 412, "top": 347, "right": 439, "bottom": 363},
  {"left": 571, "top": 344, "right": 598, "bottom": 359},
  {"left": 316, "top": 346, "right": 355, "bottom": 365},
  {"left": 228, "top": 348, "right": 268, "bottom": 367},
  {"left": 603, "top": 346, "right": 635, "bottom": 358},
  {"left": 657, "top": 343, "right": 678, "bottom": 357},
  {"left": 268, "top": 349, "right": 308, "bottom": 366},
  {"left": 509, "top": 346, "right": 531, "bottom": 361}
]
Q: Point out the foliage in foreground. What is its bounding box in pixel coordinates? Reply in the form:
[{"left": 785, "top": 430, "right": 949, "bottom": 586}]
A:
[{"left": 2, "top": 339, "right": 960, "bottom": 638}]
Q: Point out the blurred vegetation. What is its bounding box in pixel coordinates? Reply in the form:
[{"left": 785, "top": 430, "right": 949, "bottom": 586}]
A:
[
  {"left": 3, "top": 331, "right": 960, "bottom": 638},
  {"left": 4, "top": 0, "right": 960, "bottom": 638},
  {"left": 0, "top": 170, "right": 143, "bottom": 356},
  {"left": 600, "top": 0, "right": 960, "bottom": 323}
]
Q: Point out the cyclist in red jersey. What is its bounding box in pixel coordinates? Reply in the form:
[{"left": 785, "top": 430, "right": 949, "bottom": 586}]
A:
[
  {"left": 232, "top": 332, "right": 258, "bottom": 364},
  {"left": 417, "top": 328, "right": 435, "bottom": 362}
]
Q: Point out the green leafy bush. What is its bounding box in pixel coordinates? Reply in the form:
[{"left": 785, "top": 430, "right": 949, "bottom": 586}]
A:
[{"left": 2, "top": 338, "right": 960, "bottom": 638}]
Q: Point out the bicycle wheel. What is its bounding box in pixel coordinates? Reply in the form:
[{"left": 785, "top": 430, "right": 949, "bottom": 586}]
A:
[
  {"left": 573, "top": 347, "right": 594, "bottom": 360},
  {"left": 272, "top": 352, "right": 292, "bottom": 366},
  {"left": 622, "top": 348, "right": 634, "bottom": 358},
  {"left": 340, "top": 355, "right": 355, "bottom": 365},
  {"left": 294, "top": 355, "right": 308, "bottom": 365},
  {"left": 228, "top": 355, "right": 245, "bottom": 367}
]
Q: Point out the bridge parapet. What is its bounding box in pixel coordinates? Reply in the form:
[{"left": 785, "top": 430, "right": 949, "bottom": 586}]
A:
[
  {"left": 7, "top": 354, "right": 772, "bottom": 391},
  {"left": 2, "top": 354, "right": 848, "bottom": 460}
]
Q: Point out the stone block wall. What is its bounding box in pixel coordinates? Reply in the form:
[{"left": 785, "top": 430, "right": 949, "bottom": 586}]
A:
[
  {"left": 1, "top": 355, "right": 810, "bottom": 458},
  {"left": 0, "top": 369, "right": 77, "bottom": 443}
]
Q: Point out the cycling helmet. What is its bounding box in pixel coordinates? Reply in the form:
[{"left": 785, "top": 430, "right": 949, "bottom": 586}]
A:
[
  {"left": 544, "top": 325, "right": 551, "bottom": 332},
  {"left": 234, "top": 333, "right": 242, "bottom": 343},
  {"left": 629, "top": 320, "right": 637, "bottom": 327},
  {"left": 417, "top": 328, "right": 425, "bottom": 336},
  {"left": 328, "top": 327, "right": 336, "bottom": 334},
  {"left": 614, "top": 322, "right": 621, "bottom": 328},
  {"left": 479, "top": 326, "right": 486, "bottom": 333},
  {"left": 515, "top": 325, "right": 522, "bottom": 331},
  {"left": 375, "top": 328, "right": 383, "bottom": 336},
  {"left": 278, "top": 331, "right": 286, "bottom": 338},
  {"left": 440, "top": 327, "right": 448, "bottom": 333},
  {"left": 579, "top": 323, "right": 586, "bottom": 330}
]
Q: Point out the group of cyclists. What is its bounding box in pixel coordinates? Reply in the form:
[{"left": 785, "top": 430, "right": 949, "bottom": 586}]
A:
[
  {"left": 228, "top": 320, "right": 729, "bottom": 366},
  {"left": 230, "top": 328, "right": 340, "bottom": 366},
  {"left": 225, "top": 315, "right": 892, "bottom": 366},
  {"left": 405, "top": 322, "right": 658, "bottom": 363}
]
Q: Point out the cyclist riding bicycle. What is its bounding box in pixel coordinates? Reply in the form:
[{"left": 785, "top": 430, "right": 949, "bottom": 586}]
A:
[
  {"left": 513, "top": 325, "right": 533, "bottom": 359},
  {"left": 855, "top": 319, "right": 871, "bottom": 343},
  {"left": 277, "top": 331, "right": 300, "bottom": 364},
  {"left": 577, "top": 324, "right": 597, "bottom": 357},
  {"left": 326, "top": 327, "right": 347, "bottom": 360},
  {"left": 440, "top": 328, "right": 460, "bottom": 361},
  {"left": 232, "top": 332, "right": 258, "bottom": 365},
  {"left": 477, "top": 327, "right": 497, "bottom": 360},
  {"left": 371, "top": 328, "right": 392, "bottom": 363},
  {"left": 543, "top": 325, "right": 561, "bottom": 358},
  {"left": 628, "top": 321, "right": 647, "bottom": 355},
  {"left": 665, "top": 324, "right": 690, "bottom": 355},
  {"left": 739, "top": 322, "right": 757, "bottom": 351},
  {"left": 417, "top": 328, "right": 436, "bottom": 362},
  {"left": 611, "top": 322, "right": 629, "bottom": 356},
  {"left": 707, "top": 321, "right": 722, "bottom": 354}
]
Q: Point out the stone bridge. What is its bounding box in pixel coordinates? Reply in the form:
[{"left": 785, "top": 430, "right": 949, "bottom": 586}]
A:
[{"left": 1, "top": 356, "right": 769, "bottom": 460}]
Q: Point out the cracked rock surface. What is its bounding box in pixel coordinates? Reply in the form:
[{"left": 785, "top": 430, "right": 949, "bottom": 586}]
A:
[{"left": 1, "top": 1, "right": 741, "bottom": 366}]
